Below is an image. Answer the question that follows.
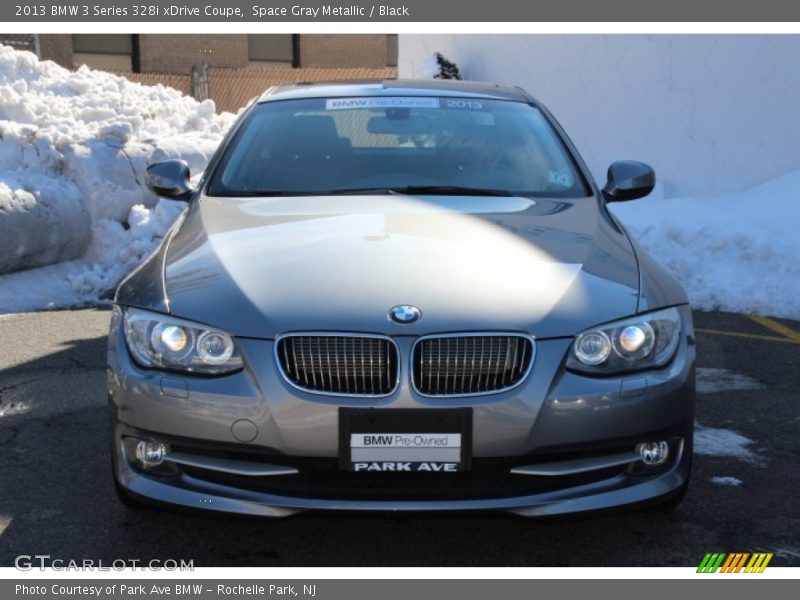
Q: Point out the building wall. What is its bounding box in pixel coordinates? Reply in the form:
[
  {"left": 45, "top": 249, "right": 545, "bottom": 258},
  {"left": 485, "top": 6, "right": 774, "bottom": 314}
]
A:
[
  {"left": 73, "top": 52, "right": 131, "bottom": 71},
  {"left": 297, "top": 34, "right": 390, "bottom": 68},
  {"left": 39, "top": 34, "right": 73, "bottom": 68},
  {"left": 137, "top": 34, "right": 249, "bottom": 73},
  {"left": 0, "top": 34, "right": 38, "bottom": 53},
  {"left": 26, "top": 34, "right": 397, "bottom": 74},
  {"left": 399, "top": 34, "right": 800, "bottom": 197},
  {"left": 247, "top": 60, "right": 294, "bottom": 68},
  {"left": 200, "top": 66, "right": 398, "bottom": 113}
]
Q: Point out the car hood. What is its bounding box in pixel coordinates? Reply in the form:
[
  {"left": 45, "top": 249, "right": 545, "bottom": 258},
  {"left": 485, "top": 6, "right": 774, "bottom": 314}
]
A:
[{"left": 162, "top": 194, "right": 640, "bottom": 339}]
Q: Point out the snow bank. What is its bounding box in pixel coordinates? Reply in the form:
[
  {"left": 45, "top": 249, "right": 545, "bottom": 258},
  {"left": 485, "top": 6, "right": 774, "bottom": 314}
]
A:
[
  {"left": 611, "top": 172, "right": 800, "bottom": 319},
  {"left": 710, "top": 476, "right": 743, "bottom": 487},
  {"left": 696, "top": 368, "right": 764, "bottom": 395},
  {"left": 0, "top": 200, "right": 186, "bottom": 313},
  {"left": 694, "top": 423, "right": 760, "bottom": 464},
  {"left": 0, "top": 45, "right": 234, "bottom": 276},
  {"left": 0, "top": 173, "right": 89, "bottom": 273}
]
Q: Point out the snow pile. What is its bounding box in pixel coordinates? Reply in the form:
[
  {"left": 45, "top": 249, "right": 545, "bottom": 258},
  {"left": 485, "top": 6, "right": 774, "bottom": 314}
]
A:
[
  {"left": 69, "top": 200, "right": 186, "bottom": 297},
  {"left": 0, "top": 46, "right": 232, "bottom": 222},
  {"left": 694, "top": 423, "right": 760, "bottom": 464},
  {"left": 696, "top": 368, "right": 764, "bottom": 395},
  {"left": 611, "top": 172, "right": 800, "bottom": 319},
  {"left": 0, "top": 172, "right": 88, "bottom": 273},
  {"left": 0, "top": 45, "right": 235, "bottom": 310},
  {"left": 0, "top": 199, "right": 186, "bottom": 312},
  {"left": 710, "top": 476, "right": 743, "bottom": 487}
]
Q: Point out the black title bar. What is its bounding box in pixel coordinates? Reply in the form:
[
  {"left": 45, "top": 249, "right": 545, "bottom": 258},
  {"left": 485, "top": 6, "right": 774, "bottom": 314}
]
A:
[{"left": 5, "top": 0, "right": 800, "bottom": 22}]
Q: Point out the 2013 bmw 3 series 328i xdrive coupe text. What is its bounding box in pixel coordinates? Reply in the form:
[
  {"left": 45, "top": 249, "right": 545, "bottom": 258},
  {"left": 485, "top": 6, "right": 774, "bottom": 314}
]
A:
[{"left": 108, "top": 80, "right": 695, "bottom": 517}]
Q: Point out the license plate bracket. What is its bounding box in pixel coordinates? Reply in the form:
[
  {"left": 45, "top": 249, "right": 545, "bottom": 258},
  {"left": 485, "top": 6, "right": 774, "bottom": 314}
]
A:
[{"left": 339, "top": 408, "right": 472, "bottom": 472}]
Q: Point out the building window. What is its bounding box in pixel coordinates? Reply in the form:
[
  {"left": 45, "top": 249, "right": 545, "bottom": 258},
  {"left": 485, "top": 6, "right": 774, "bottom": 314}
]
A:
[
  {"left": 71, "top": 34, "right": 132, "bottom": 71},
  {"left": 72, "top": 34, "right": 132, "bottom": 55},
  {"left": 247, "top": 35, "right": 294, "bottom": 67}
]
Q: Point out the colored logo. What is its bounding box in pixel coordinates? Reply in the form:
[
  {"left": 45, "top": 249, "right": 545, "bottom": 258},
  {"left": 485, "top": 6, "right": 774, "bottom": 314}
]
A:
[
  {"left": 697, "top": 552, "right": 773, "bottom": 573},
  {"left": 389, "top": 305, "right": 421, "bottom": 324}
]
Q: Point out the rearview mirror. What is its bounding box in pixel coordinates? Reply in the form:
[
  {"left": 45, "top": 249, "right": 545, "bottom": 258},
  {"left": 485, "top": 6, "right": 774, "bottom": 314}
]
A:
[
  {"left": 367, "top": 115, "right": 431, "bottom": 135},
  {"left": 602, "top": 161, "right": 655, "bottom": 202},
  {"left": 145, "top": 160, "right": 194, "bottom": 201}
]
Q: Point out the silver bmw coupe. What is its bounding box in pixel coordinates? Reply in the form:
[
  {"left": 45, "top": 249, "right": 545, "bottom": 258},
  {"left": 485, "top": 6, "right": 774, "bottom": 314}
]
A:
[{"left": 108, "top": 80, "right": 695, "bottom": 517}]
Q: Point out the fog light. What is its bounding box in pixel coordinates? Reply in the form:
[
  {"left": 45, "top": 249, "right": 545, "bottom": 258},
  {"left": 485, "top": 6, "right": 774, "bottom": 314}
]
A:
[
  {"left": 637, "top": 441, "right": 669, "bottom": 466},
  {"left": 135, "top": 441, "right": 169, "bottom": 467}
]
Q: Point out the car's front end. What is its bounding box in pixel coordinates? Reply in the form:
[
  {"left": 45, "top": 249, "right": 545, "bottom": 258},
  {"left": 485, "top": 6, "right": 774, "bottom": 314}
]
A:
[
  {"left": 109, "top": 307, "right": 694, "bottom": 517},
  {"left": 109, "top": 80, "right": 695, "bottom": 517}
]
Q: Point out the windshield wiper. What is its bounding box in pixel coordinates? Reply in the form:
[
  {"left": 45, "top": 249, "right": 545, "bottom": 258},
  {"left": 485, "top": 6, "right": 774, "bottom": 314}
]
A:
[
  {"left": 323, "top": 185, "right": 514, "bottom": 197},
  {"left": 210, "top": 190, "right": 325, "bottom": 197},
  {"left": 394, "top": 185, "right": 514, "bottom": 197},
  {"left": 211, "top": 186, "right": 515, "bottom": 198}
]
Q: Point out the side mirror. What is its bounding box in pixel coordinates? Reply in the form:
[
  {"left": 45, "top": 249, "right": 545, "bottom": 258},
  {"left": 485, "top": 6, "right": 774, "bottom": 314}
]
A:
[
  {"left": 145, "top": 160, "right": 194, "bottom": 201},
  {"left": 602, "top": 161, "right": 655, "bottom": 202}
]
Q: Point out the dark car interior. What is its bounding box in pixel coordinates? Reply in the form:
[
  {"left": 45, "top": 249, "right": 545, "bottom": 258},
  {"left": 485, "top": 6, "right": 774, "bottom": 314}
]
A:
[{"left": 209, "top": 99, "right": 587, "bottom": 197}]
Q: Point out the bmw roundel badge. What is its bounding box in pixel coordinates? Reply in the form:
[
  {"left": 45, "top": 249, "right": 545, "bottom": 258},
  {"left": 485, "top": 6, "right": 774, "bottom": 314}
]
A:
[{"left": 389, "top": 305, "right": 422, "bottom": 324}]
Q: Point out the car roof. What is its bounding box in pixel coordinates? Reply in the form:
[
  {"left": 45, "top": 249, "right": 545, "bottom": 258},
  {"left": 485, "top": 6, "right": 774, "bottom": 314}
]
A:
[{"left": 257, "top": 79, "right": 537, "bottom": 104}]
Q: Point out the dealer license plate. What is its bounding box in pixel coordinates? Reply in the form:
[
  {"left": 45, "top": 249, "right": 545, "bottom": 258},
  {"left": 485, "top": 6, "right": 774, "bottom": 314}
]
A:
[{"left": 339, "top": 408, "right": 472, "bottom": 472}]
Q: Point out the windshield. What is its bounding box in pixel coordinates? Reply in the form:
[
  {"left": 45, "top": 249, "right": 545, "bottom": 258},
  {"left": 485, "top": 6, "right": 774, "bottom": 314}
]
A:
[{"left": 207, "top": 96, "right": 589, "bottom": 198}]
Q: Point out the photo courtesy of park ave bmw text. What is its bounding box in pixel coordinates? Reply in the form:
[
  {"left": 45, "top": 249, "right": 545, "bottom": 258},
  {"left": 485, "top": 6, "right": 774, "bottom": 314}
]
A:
[{"left": 0, "top": 0, "right": 798, "bottom": 594}]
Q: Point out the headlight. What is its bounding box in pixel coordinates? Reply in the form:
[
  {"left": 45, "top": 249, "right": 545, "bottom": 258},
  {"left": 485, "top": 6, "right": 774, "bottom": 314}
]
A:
[
  {"left": 566, "top": 307, "right": 681, "bottom": 375},
  {"left": 122, "top": 307, "right": 243, "bottom": 375}
]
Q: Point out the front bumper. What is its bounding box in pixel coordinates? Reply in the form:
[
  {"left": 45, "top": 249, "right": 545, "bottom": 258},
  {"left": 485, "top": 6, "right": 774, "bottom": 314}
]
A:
[
  {"left": 113, "top": 424, "right": 691, "bottom": 517},
  {"left": 108, "top": 305, "right": 695, "bottom": 517}
]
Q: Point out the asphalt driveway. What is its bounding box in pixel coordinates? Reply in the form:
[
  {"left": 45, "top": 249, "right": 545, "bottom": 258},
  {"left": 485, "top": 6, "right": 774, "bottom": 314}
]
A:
[{"left": 0, "top": 308, "right": 798, "bottom": 567}]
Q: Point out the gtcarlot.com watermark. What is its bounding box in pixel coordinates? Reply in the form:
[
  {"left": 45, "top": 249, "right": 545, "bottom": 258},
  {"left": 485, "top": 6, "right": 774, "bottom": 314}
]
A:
[{"left": 15, "top": 554, "right": 194, "bottom": 571}]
